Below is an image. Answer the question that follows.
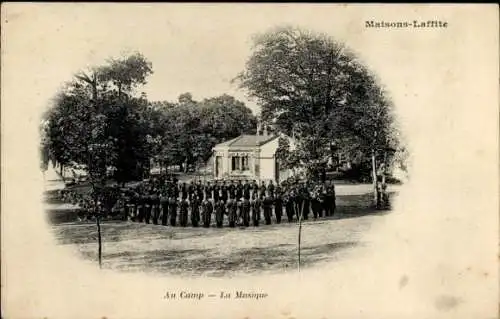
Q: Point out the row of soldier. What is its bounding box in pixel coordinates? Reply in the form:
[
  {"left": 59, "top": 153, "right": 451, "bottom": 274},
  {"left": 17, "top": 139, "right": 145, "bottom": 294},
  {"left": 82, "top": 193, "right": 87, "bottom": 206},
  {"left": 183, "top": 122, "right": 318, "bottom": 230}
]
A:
[{"left": 57, "top": 178, "right": 337, "bottom": 228}]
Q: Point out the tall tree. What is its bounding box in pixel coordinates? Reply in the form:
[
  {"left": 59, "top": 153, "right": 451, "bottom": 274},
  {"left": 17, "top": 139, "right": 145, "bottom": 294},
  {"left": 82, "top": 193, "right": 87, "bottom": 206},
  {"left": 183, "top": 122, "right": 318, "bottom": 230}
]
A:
[
  {"left": 42, "top": 52, "right": 154, "bottom": 267},
  {"left": 157, "top": 94, "right": 257, "bottom": 171},
  {"left": 236, "top": 26, "right": 400, "bottom": 201}
]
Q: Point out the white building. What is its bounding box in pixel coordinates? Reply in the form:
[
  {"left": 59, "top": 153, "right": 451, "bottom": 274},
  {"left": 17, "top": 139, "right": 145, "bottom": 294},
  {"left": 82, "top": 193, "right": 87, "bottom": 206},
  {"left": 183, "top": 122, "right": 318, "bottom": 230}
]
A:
[{"left": 212, "top": 134, "right": 295, "bottom": 183}]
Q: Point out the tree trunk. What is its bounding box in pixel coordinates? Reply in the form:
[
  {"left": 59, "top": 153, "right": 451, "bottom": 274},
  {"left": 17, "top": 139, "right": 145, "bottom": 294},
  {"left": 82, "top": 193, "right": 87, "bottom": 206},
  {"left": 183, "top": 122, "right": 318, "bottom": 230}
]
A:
[{"left": 371, "top": 149, "right": 378, "bottom": 206}]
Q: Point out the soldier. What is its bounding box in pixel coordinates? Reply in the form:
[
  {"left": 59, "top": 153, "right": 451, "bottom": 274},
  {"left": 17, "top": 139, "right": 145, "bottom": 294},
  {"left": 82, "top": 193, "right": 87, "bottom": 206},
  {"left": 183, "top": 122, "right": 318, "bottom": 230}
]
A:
[
  {"left": 196, "top": 180, "right": 204, "bottom": 201},
  {"left": 274, "top": 187, "right": 283, "bottom": 224},
  {"left": 191, "top": 195, "right": 201, "bottom": 227},
  {"left": 215, "top": 199, "right": 225, "bottom": 228},
  {"left": 152, "top": 189, "right": 161, "bottom": 225},
  {"left": 318, "top": 185, "right": 326, "bottom": 218},
  {"left": 169, "top": 196, "right": 178, "bottom": 227},
  {"left": 243, "top": 180, "right": 251, "bottom": 200},
  {"left": 311, "top": 186, "right": 321, "bottom": 219},
  {"left": 251, "top": 196, "right": 262, "bottom": 227},
  {"left": 136, "top": 191, "right": 146, "bottom": 223},
  {"left": 241, "top": 196, "right": 251, "bottom": 227},
  {"left": 259, "top": 180, "right": 267, "bottom": 199},
  {"left": 188, "top": 181, "right": 195, "bottom": 201},
  {"left": 227, "top": 199, "right": 237, "bottom": 228},
  {"left": 213, "top": 181, "right": 220, "bottom": 203},
  {"left": 122, "top": 191, "right": 131, "bottom": 221},
  {"left": 160, "top": 191, "right": 169, "bottom": 226},
  {"left": 262, "top": 192, "right": 273, "bottom": 225},
  {"left": 329, "top": 182, "right": 336, "bottom": 216},
  {"left": 130, "top": 190, "right": 139, "bottom": 221},
  {"left": 179, "top": 198, "right": 189, "bottom": 227},
  {"left": 201, "top": 197, "right": 213, "bottom": 228},
  {"left": 236, "top": 180, "right": 243, "bottom": 201},
  {"left": 381, "top": 182, "right": 389, "bottom": 208},
  {"left": 144, "top": 191, "right": 153, "bottom": 224},
  {"left": 251, "top": 180, "right": 259, "bottom": 200},
  {"left": 220, "top": 180, "right": 228, "bottom": 204},
  {"left": 173, "top": 181, "right": 180, "bottom": 201},
  {"left": 204, "top": 181, "right": 213, "bottom": 202},
  {"left": 268, "top": 180, "right": 275, "bottom": 198},
  {"left": 285, "top": 189, "right": 295, "bottom": 222},
  {"left": 181, "top": 182, "right": 188, "bottom": 201},
  {"left": 228, "top": 180, "right": 236, "bottom": 201}
]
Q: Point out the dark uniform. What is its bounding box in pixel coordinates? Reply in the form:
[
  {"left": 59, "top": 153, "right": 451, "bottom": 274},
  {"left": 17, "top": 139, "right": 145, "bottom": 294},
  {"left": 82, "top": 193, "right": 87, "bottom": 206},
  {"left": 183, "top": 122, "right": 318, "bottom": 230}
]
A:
[
  {"left": 188, "top": 182, "right": 195, "bottom": 201},
  {"left": 169, "top": 197, "right": 178, "bottom": 226},
  {"left": 179, "top": 199, "right": 189, "bottom": 227},
  {"left": 215, "top": 200, "right": 225, "bottom": 228},
  {"left": 294, "top": 188, "right": 303, "bottom": 221},
  {"left": 227, "top": 199, "right": 237, "bottom": 228},
  {"left": 251, "top": 180, "right": 259, "bottom": 200},
  {"left": 152, "top": 192, "right": 161, "bottom": 225},
  {"left": 204, "top": 182, "right": 213, "bottom": 201},
  {"left": 228, "top": 182, "right": 236, "bottom": 201},
  {"left": 311, "top": 189, "right": 321, "bottom": 219},
  {"left": 191, "top": 196, "right": 201, "bottom": 227},
  {"left": 201, "top": 199, "right": 213, "bottom": 228},
  {"left": 180, "top": 183, "right": 188, "bottom": 200},
  {"left": 213, "top": 182, "right": 220, "bottom": 202},
  {"left": 243, "top": 181, "right": 251, "bottom": 200},
  {"left": 221, "top": 182, "right": 228, "bottom": 203},
  {"left": 259, "top": 182, "right": 267, "bottom": 199},
  {"left": 137, "top": 193, "right": 146, "bottom": 223},
  {"left": 318, "top": 188, "right": 326, "bottom": 218},
  {"left": 285, "top": 191, "right": 295, "bottom": 222},
  {"left": 241, "top": 197, "right": 251, "bottom": 227},
  {"left": 124, "top": 194, "right": 133, "bottom": 221},
  {"left": 263, "top": 195, "right": 273, "bottom": 225},
  {"left": 144, "top": 193, "right": 153, "bottom": 224},
  {"left": 274, "top": 190, "right": 283, "bottom": 224},
  {"left": 196, "top": 182, "right": 204, "bottom": 201},
  {"left": 268, "top": 181, "right": 275, "bottom": 198},
  {"left": 329, "top": 184, "right": 336, "bottom": 216},
  {"left": 236, "top": 181, "right": 243, "bottom": 201},
  {"left": 252, "top": 197, "right": 261, "bottom": 226},
  {"left": 160, "top": 193, "right": 169, "bottom": 226},
  {"left": 173, "top": 182, "right": 180, "bottom": 201}
]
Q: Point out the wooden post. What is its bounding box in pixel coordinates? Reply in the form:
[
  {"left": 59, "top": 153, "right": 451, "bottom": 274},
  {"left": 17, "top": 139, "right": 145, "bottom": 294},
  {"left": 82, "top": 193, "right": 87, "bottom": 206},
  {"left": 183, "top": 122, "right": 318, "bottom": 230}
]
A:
[
  {"left": 297, "top": 200, "right": 304, "bottom": 272},
  {"left": 96, "top": 214, "right": 102, "bottom": 269}
]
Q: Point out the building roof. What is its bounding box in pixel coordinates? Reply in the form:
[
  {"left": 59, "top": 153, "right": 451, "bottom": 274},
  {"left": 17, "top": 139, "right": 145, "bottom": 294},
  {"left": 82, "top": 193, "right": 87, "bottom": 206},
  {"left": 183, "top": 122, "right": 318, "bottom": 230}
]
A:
[{"left": 213, "top": 134, "right": 278, "bottom": 149}]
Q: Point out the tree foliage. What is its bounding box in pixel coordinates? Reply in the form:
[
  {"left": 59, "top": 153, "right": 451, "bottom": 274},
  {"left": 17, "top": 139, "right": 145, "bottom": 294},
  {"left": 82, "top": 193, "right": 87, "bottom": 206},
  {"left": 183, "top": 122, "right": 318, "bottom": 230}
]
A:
[
  {"left": 236, "top": 26, "right": 402, "bottom": 180},
  {"left": 42, "top": 52, "right": 155, "bottom": 185},
  {"left": 155, "top": 93, "right": 257, "bottom": 170}
]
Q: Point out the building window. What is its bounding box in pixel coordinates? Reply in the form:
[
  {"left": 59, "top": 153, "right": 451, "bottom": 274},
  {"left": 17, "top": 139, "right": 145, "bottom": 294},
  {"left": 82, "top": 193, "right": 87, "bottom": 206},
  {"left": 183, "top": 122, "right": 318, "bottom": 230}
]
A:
[
  {"left": 231, "top": 155, "right": 250, "bottom": 172},
  {"left": 242, "top": 156, "right": 249, "bottom": 171}
]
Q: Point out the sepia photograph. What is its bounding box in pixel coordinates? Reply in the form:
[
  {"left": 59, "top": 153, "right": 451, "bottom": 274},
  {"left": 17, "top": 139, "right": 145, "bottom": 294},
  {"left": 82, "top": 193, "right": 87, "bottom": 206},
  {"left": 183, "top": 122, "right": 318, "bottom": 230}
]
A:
[
  {"left": 2, "top": 3, "right": 498, "bottom": 319},
  {"left": 41, "top": 24, "right": 406, "bottom": 277}
]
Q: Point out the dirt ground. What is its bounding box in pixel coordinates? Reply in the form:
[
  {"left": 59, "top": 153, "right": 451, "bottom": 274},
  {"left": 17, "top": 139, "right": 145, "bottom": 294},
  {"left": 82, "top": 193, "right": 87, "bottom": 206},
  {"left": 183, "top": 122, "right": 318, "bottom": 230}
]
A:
[{"left": 46, "top": 182, "right": 395, "bottom": 277}]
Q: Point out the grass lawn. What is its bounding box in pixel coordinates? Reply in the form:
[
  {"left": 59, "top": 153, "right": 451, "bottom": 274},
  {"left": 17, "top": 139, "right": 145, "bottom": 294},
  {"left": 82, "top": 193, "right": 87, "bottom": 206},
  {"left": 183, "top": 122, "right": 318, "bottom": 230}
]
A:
[{"left": 46, "top": 183, "right": 395, "bottom": 277}]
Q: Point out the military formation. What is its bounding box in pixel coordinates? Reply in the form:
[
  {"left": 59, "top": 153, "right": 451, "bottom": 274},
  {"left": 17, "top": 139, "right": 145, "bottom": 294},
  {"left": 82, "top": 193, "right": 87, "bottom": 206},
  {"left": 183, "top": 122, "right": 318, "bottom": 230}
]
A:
[{"left": 57, "top": 177, "right": 337, "bottom": 228}]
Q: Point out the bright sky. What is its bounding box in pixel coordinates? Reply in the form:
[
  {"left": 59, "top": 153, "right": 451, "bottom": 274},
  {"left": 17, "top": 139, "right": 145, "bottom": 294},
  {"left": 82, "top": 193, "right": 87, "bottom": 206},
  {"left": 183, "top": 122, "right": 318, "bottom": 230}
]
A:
[{"left": 5, "top": 3, "right": 468, "bottom": 117}]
